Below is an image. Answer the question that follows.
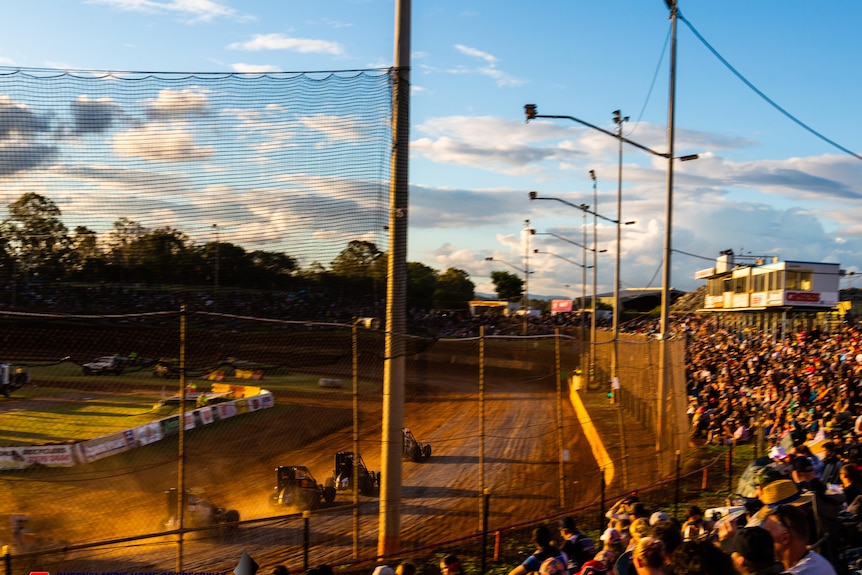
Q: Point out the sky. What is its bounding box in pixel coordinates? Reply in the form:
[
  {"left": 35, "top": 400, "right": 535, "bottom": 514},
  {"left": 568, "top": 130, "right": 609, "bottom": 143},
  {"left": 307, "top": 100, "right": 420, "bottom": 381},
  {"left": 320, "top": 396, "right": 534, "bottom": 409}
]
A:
[{"left": 1, "top": 0, "right": 861, "bottom": 299}]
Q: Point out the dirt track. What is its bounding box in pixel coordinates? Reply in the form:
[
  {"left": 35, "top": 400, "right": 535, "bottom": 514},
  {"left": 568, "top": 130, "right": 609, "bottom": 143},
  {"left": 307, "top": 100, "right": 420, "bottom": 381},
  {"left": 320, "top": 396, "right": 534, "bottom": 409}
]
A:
[{"left": 0, "top": 368, "right": 612, "bottom": 574}]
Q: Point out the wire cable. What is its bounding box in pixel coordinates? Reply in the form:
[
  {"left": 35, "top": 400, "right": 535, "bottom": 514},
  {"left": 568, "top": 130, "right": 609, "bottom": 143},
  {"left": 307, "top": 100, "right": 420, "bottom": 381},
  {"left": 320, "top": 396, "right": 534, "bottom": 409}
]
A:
[{"left": 678, "top": 11, "right": 862, "bottom": 161}]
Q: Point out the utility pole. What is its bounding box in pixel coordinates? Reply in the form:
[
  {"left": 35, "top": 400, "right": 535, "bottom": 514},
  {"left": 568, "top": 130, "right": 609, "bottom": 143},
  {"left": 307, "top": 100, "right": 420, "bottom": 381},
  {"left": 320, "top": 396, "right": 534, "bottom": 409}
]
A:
[{"left": 379, "top": 0, "right": 410, "bottom": 557}]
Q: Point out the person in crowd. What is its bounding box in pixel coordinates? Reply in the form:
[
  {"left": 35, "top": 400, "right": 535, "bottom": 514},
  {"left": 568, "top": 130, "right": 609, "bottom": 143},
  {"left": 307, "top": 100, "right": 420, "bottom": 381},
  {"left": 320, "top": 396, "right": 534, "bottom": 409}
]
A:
[
  {"left": 680, "top": 506, "right": 709, "bottom": 542},
  {"left": 761, "top": 504, "right": 837, "bottom": 575},
  {"left": 728, "top": 526, "right": 786, "bottom": 575},
  {"left": 649, "top": 519, "right": 683, "bottom": 563},
  {"left": 577, "top": 559, "right": 608, "bottom": 575},
  {"left": 789, "top": 455, "right": 844, "bottom": 563},
  {"left": 628, "top": 503, "right": 649, "bottom": 524},
  {"left": 271, "top": 566, "right": 289, "bottom": 575},
  {"left": 440, "top": 555, "right": 463, "bottom": 575},
  {"left": 508, "top": 525, "right": 566, "bottom": 575},
  {"left": 631, "top": 536, "right": 666, "bottom": 575},
  {"left": 395, "top": 562, "right": 415, "bottom": 575},
  {"left": 614, "top": 518, "right": 650, "bottom": 575},
  {"left": 793, "top": 444, "right": 823, "bottom": 479},
  {"left": 820, "top": 442, "right": 843, "bottom": 485},
  {"left": 539, "top": 557, "right": 568, "bottom": 575},
  {"left": 606, "top": 495, "right": 638, "bottom": 525},
  {"left": 841, "top": 463, "right": 862, "bottom": 515},
  {"left": 597, "top": 527, "right": 624, "bottom": 572},
  {"left": 614, "top": 517, "right": 632, "bottom": 550},
  {"left": 670, "top": 539, "right": 736, "bottom": 575},
  {"left": 559, "top": 516, "right": 597, "bottom": 575}
]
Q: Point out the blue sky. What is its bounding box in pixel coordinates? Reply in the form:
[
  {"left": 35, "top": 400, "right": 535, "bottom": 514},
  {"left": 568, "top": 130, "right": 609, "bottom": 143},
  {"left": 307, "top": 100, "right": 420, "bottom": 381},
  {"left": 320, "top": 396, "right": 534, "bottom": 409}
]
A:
[{"left": 1, "top": 0, "right": 861, "bottom": 298}]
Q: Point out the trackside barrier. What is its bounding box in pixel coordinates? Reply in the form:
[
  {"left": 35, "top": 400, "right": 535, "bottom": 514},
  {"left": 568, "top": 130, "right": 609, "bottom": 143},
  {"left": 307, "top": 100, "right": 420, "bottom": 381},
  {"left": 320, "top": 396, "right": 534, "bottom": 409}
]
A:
[{"left": 0, "top": 389, "right": 274, "bottom": 470}]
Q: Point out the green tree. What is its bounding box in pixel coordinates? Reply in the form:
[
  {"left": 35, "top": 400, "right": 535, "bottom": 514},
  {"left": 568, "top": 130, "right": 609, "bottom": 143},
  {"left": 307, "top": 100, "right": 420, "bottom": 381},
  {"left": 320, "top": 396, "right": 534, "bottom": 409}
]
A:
[
  {"left": 330, "top": 240, "right": 381, "bottom": 278},
  {"left": 407, "top": 262, "right": 439, "bottom": 308},
  {"left": 433, "top": 267, "right": 475, "bottom": 310},
  {"left": 490, "top": 270, "right": 524, "bottom": 302},
  {"left": 68, "top": 225, "right": 105, "bottom": 278},
  {"left": 3, "top": 192, "right": 70, "bottom": 280},
  {"left": 106, "top": 217, "right": 147, "bottom": 278}
]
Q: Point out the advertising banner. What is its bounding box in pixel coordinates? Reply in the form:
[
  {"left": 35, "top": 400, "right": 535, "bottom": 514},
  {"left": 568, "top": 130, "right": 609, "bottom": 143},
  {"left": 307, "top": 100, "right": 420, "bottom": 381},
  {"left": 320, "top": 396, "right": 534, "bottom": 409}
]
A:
[
  {"left": 134, "top": 422, "right": 163, "bottom": 446},
  {"left": 0, "top": 389, "right": 273, "bottom": 471},
  {"left": 216, "top": 402, "right": 238, "bottom": 420},
  {"left": 0, "top": 445, "right": 76, "bottom": 469},
  {"left": 78, "top": 430, "right": 136, "bottom": 464}
]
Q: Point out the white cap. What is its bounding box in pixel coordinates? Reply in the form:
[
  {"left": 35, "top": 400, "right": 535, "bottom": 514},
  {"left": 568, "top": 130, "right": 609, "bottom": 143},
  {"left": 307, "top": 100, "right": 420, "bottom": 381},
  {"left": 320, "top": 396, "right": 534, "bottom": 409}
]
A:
[
  {"left": 769, "top": 445, "right": 788, "bottom": 460},
  {"left": 649, "top": 511, "right": 670, "bottom": 525},
  {"left": 372, "top": 566, "right": 393, "bottom": 575}
]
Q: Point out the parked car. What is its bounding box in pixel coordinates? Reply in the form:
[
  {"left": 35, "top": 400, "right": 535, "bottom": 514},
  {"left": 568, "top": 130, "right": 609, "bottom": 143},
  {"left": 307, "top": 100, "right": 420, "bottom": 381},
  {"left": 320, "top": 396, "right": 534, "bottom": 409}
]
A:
[{"left": 82, "top": 355, "right": 126, "bottom": 376}]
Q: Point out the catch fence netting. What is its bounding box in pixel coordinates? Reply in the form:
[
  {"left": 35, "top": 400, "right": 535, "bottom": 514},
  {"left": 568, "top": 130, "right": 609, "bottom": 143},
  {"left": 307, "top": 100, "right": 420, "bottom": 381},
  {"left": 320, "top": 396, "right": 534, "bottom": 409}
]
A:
[
  {"left": 0, "top": 311, "right": 690, "bottom": 574},
  {"left": 0, "top": 67, "right": 392, "bottom": 283}
]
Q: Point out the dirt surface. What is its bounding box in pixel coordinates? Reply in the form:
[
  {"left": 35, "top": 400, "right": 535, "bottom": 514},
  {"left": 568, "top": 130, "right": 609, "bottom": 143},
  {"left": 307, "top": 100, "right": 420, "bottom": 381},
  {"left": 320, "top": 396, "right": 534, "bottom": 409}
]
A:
[{"left": 0, "top": 342, "right": 660, "bottom": 574}]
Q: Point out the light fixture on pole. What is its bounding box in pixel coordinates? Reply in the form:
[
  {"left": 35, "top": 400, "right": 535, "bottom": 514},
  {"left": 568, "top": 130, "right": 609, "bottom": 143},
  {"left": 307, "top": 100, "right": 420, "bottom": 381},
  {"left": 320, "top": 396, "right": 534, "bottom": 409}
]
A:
[
  {"left": 611, "top": 110, "right": 628, "bottom": 401},
  {"left": 532, "top": 229, "right": 604, "bottom": 342},
  {"left": 533, "top": 249, "right": 594, "bottom": 270},
  {"left": 525, "top": 104, "right": 697, "bottom": 428},
  {"left": 530, "top": 190, "right": 625, "bottom": 388}
]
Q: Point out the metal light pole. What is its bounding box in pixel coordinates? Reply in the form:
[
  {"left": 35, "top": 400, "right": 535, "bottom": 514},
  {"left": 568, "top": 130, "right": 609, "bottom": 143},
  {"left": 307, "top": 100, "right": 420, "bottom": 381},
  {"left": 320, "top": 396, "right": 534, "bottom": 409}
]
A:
[
  {"left": 612, "top": 111, "right": 628, "bottom": 400},
  {"left": 529, "top": 191, "right": 616, "bottom": 388},
  {"left": 212, "top": 224, "right": 220, "bottom": 312},
  {"left": 590, "top": 174, "right": 598, "bottom": 387},
  {"left": 532, "top": 229, "right": 603, "bottom": 342},
  {"left": 485, "top": 255, "right": 532, "bottom": 323},
  {"left": 658, "top": 0, "right": 679, "bottom": 462},
  {"left": 523, "top": 219, "right": 532, "bottom": 336}
]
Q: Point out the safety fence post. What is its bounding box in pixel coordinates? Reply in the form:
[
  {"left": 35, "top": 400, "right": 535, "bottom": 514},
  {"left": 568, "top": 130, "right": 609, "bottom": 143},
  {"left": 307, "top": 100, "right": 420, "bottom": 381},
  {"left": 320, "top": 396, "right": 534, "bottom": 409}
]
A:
[{"left": 481, "top": 489, "right": 490, "bottom": 575}]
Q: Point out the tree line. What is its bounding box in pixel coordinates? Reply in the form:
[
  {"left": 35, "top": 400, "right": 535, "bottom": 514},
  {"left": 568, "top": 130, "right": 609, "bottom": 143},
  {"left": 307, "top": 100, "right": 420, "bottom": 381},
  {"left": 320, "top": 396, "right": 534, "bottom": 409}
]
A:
[{"left": 0, "top": 192, "right": 533, "bottom": 310}]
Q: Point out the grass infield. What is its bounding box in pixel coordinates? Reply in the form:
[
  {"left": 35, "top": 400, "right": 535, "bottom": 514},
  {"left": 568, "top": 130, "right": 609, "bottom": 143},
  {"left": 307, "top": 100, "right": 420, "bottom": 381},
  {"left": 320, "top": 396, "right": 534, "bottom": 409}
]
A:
[{"left": 0, "top": 363, "right": 373, "bottom": 447}]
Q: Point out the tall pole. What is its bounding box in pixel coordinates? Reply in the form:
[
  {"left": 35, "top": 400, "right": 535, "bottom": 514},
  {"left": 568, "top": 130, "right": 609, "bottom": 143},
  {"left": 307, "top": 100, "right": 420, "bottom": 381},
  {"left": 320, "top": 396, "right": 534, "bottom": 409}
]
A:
[
  {"left": 214, "top": 224, "right": 220, "bottom": 311},
  {"left": 379, "top": 0, "right": 410, "bottom": 557},
  {"left": 523, "top": 219, "right": 531, "bottom": 336},
  {"left": 590, "top": 177, "right": 598, "bottom": 388},
  {"left": 581, "top": 207, "right": 589, "bottom": 379},
  {"left": 657, "top": 0, "right": 678, "bottom": 462},
  {"left": 612, "top": 111, "right": 627, "bottom": 401}
]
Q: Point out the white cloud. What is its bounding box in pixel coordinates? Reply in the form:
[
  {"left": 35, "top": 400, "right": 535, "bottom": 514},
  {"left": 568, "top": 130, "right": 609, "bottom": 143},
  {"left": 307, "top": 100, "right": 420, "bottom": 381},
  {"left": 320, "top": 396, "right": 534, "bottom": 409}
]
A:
[
  {"left": 230, "top": 63, "right": 282, "bottom": 73},
  {"left": 86, "top": 0, "right": 246, "bottom": 23},
  {"left": 449, "top": 44, "right": 523, "bottom": 87},
  {"left": 113, "top": 123, "right": 214, "bottom": 162},
  {"left": 227, "top": 34, "right": 344, "bottom": 56}
]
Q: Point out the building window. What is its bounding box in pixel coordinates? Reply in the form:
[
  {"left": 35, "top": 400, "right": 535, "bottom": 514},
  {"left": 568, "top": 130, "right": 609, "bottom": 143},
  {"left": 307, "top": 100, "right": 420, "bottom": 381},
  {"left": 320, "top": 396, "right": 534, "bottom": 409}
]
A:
[
  {"left": 753, "top": 274, "right": 765, "bottom": 292},
  {"left": 786, "top": 270, "right": 812, "bottom": 291}
]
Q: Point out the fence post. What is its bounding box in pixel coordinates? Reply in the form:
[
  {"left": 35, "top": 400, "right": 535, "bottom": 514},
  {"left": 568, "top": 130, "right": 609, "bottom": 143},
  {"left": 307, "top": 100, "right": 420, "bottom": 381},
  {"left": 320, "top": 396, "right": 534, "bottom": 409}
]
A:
[
  {"left": 727, "top": 442, "right": 734, "bottom": 494},
  {"left": 674, "top": 450, "right": 681, "bottom": 520},
  {"left": 303, "top": 510, "right": 311, "bottom": 572},
  {"left": 598, "top": 467, "right": 606, "bottom": 532},
  {"left": 481, "top": 489, "right": 490, "bottom": 575}
]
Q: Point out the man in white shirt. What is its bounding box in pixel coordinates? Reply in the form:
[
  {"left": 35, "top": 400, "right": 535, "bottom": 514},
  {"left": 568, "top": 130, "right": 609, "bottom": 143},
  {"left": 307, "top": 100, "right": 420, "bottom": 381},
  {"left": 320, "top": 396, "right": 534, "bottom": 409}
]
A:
[{"left": 761, "top": 504, "right": 836, "bottom": 575}]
